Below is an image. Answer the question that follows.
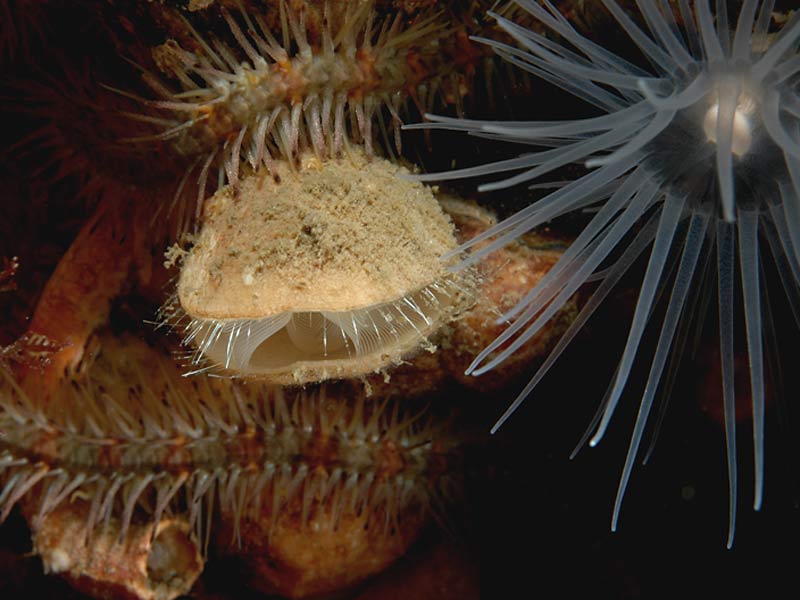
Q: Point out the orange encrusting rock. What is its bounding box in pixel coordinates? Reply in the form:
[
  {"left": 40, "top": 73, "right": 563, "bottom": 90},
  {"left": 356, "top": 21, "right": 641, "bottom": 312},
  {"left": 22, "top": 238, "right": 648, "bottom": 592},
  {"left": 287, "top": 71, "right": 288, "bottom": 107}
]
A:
[
  {"left": 10, "top": 188, "right": 158, "bottom": 402},
  {"left": 444, "top": 201, "right": 577, "bottom": 393},
  {"left": 360, "top": 196, "right": 577, "bottom": 398},
  {"left": 355, "top": 537, "right": 479, "bottom": 600},
  {"left": 218, "top": 500, "right": 426, "bottom": 599}
]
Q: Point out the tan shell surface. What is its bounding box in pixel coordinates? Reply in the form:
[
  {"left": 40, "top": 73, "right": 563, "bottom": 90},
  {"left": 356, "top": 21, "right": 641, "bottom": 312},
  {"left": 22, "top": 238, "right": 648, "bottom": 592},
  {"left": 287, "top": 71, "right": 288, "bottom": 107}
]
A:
[{"left": 178, "top": 149, "right": 458, "bottom": 319}]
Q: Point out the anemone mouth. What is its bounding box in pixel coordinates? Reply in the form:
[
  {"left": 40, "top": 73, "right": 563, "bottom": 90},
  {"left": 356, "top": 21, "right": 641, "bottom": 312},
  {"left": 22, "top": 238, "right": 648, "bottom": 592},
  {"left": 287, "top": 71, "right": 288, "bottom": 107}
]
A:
[
  {"left": 172, "top": 148, "right": 472, "bottom": 383},
  {"left": 703, "top": 92, "right": 756, "bottom": 157},
  {"left": 181, "top": 276, "right": 468, "bottom": 383}
]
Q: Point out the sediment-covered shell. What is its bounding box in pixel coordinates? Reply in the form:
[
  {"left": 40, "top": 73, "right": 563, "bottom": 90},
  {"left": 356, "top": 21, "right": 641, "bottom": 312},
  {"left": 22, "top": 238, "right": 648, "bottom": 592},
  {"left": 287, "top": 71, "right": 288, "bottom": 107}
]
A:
[{"left": 175, "top": 149, "right": 471, "bottom": 383}]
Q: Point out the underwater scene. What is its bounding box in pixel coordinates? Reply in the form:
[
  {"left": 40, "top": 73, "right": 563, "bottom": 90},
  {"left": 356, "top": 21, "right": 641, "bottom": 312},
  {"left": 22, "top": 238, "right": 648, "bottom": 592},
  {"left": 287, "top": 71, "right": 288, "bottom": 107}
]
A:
[{"left": 0, "top": 1, "right": 799, "bottom": 598}]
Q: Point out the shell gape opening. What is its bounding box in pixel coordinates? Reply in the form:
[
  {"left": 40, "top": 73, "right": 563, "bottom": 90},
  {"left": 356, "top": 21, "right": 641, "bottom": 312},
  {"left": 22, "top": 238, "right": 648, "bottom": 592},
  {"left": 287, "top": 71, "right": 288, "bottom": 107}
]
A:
[
  {"left": 186, "top": 278, "right": 459, "bottom": 377},
  {"left": 286, "top": 312, "right": 348, "bottom": 356}
]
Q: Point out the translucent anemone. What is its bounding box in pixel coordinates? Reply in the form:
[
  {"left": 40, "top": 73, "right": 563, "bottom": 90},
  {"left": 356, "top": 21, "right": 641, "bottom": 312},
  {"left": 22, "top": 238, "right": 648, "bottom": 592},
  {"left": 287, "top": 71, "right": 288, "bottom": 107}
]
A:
[{"left": 410, "top": 0, "right": 800, "bottom": 547}]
